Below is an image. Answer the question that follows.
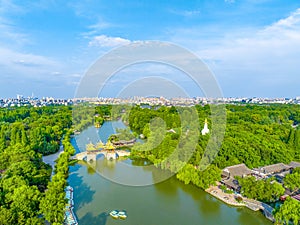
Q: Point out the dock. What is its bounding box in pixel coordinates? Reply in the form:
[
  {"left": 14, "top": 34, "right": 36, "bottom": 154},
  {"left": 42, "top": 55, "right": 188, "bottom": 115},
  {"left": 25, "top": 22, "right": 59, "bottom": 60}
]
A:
[{"left": 64, "top": 186, "right": 78, "bottom": 225}]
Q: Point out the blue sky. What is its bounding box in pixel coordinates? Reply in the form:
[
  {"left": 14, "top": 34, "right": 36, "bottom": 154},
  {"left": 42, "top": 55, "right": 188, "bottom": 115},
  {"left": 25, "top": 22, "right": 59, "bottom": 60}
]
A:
[{"left": 0, "top": 0, "right": 300, "bottom": 98}]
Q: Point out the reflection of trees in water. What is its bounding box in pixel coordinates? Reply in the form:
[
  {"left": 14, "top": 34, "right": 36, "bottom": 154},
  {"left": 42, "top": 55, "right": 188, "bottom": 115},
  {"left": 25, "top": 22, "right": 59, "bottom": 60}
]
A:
[
  {"left": 159, "top": 175, "right": 221, "bottom": 216},
  {"left": 131, "top": 158, "right": 152, "bottom": 166},
  {"left": 237, "top": 207, "right": 272, "bottom": 225},
  {"left": 79, "top": 212, "right": 108, "bottom": 225},
  {"left": 153, "top": 176, "right": 179, "bottom": 196},
  {"left": 195, "top": 191, "right": 220, "bottom": 216},
  {"left": 150, "top": 166, "right": 176, "bottom": 187},
  {"left": 87, "top": 165, "right": 96, "bottom": 174},
  {"left": 68, "top": 164, "right": 96, "bottom": 208}
]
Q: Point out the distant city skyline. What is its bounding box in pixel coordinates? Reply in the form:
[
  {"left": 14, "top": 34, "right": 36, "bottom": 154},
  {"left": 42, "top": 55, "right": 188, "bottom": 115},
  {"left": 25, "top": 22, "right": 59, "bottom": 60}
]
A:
[{"left": 0, "top": 0, "right": 300, "bottom": 98}]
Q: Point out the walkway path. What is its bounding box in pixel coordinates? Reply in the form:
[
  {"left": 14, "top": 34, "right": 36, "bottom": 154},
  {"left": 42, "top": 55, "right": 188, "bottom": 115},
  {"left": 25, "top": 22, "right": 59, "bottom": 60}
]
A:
[{"left": 42, "top": 143, "right": 64, "bottom": 172}]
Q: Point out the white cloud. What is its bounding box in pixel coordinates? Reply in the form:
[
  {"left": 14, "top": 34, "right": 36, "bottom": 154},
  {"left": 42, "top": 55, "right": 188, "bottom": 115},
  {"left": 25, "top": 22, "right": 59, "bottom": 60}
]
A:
[
  {"left": 169, "top": 8, "right": 300, "bottom": 97},
  {"left": 0, "top": 4, "right": 28, "bottom": 46},
  {"left": 88, "top": 20, "right": 112, "bottom": 31},
  {"left": 201, "top": 7, "right": 300, "bottom": 63},
  {"left": 0, "top": 0, "right": 25, "bottom": 14},
  {"left": 89, "top": 35, "right": 131, "bottom": 47},
  {"left": 0, "top": 46, "right": 62, "bottom": 78},
  {"left": 81, "top": 19, "right": 114, "bottom": 38},
  {"left": 169, "top": 9, "right": 201, "bottom": 17},
  {"left": 225, "top": 0, "right": 235, "bottom": 3}
]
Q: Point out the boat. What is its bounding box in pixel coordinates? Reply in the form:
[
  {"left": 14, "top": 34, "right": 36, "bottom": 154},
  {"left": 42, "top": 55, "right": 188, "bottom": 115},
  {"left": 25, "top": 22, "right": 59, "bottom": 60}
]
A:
[
  {"left": 109, "top": 210, "right": 119, "bottom": 219},
  {"left": 118, "top": 211, "right": 127, "bottom": 219}
]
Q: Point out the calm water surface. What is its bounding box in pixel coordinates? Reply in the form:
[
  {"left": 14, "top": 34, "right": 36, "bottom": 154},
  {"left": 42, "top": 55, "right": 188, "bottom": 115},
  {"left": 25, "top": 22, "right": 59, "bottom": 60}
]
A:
[{"left": 68, "top": 121, "right": 272, "bottom": 225}]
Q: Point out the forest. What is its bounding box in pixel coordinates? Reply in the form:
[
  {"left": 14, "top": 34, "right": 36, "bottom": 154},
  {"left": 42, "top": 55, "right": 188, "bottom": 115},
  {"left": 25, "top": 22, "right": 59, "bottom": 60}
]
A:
[
  {"left": 128, "top": 104, "right": 300, "bottom": 171},
  {"left": 0, "top": 106, "right": 73, "bottom": 224}
]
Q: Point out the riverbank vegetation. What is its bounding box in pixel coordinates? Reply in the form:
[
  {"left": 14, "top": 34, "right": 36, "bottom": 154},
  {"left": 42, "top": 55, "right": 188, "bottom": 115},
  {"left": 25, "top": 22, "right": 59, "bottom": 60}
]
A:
[
  {"left": 73, "top": 105, "right": 111, "bottom": 132},
  {"left": 109, "top": 128, "right": 136, "bottom": 142},
  {"left": 40, "top": 130, "right": 75, "bottom": 224}
]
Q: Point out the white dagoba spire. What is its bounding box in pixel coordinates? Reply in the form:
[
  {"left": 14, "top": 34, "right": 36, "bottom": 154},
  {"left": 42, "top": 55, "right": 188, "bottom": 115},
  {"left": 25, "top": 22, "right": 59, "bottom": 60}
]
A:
[{"left": 201, "top": 118, "right": 209, "bottom": 135}]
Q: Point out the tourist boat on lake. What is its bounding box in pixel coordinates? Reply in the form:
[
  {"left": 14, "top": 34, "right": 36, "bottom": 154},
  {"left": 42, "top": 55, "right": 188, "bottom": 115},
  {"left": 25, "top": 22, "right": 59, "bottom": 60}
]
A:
[
  {"left": 109, "top": 210, "right": 127, "bottom": 219},
  {"left": 109, "top": 210, "right": 119, "bottom": 219},
  {"left": 118, "top": 211, "right": 127, "bottom": 219}
]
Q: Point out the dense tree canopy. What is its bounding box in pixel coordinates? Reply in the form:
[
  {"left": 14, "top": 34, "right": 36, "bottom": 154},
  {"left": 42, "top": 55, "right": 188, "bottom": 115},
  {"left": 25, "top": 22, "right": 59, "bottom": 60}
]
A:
[
  {"left": 0, "top": 106, "right": 73, "bottom": 224},
  {"left": 238, "top": 176, "right": 285, "bottom": 202},
  {"left": 284, "top": 167, "right": 300, "bottom": 194},
  {"left": 274, "top": 197, "right": 300, "bottom": 225},
  {"left": 129, "top": 104, "right": 300, "bottom": 170}
]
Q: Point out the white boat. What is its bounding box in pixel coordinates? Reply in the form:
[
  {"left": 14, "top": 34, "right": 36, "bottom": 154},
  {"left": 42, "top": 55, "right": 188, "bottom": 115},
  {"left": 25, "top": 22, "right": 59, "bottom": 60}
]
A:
[
  {"left": 118, "top": 211, "right": 127, "bottom": 219},
  {"left": 109, "top": 210, "right": 119, "bottom": 219}
]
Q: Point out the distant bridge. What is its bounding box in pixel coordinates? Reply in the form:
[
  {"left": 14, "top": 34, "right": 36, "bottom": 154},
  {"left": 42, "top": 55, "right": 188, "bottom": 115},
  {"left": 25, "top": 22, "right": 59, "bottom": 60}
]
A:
[{"left": 72, "top": 150, "right": 130, "bottom": 161}]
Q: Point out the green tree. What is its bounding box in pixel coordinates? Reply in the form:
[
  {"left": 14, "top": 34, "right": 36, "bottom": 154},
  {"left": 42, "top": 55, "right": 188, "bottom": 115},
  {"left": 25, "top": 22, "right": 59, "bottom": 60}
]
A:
[
  {"left": 274, "top": 197, "right": 300, "bottom": 225},
  {"left": 8, "top": 185, "right": 41, "bottom": 219},
  {"left": 284, "top": 168, "right": 300, "bottom": 194}
]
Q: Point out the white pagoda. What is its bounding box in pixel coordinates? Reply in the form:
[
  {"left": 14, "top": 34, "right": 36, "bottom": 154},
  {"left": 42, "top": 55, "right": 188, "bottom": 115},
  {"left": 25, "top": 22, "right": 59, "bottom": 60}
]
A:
[{"left": 201, "top": 119, "right": 210, "bottom": 135}]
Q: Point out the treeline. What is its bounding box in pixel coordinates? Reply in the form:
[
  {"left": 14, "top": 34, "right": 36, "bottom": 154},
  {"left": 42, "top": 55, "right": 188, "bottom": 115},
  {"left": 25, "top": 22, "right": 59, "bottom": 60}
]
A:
[
  {"left": 40, "top": 131, "right": 75, "bottom": 224},
  {"left": 109, "top": 128, "right": 136, "bottom": 142},
  {"left": 215, "top": 104, "right": 300, "bottom": 168},
  {"left": 73, "top": 104, "right": 111, "bottom": 131},
  {"left": 128, "top": 104, "right": 300, "bottom": 188},
  {"left": 0, "top": 106, "right": 73, "bottom": 224},
  {"left": 129, "top": 104, "right": 300, "bottom": 169},
  {"left": 0, "top": 106, "right": 72, "bottom": 156}
]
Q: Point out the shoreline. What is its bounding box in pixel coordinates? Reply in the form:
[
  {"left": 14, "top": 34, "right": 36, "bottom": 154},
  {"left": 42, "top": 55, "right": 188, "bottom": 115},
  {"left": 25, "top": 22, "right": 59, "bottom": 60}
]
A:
[
  {"left": 205, "top": 183, "right": 245, "bottom": 207},
  {"left": 205, "top": 183, "right": 275, "bottom": 222}
]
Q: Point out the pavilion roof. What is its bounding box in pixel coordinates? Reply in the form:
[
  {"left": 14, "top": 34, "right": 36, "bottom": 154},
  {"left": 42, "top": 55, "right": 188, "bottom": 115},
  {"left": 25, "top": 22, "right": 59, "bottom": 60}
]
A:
[{"left": 223, "top": 163, "right": 253, "bottom": 178}]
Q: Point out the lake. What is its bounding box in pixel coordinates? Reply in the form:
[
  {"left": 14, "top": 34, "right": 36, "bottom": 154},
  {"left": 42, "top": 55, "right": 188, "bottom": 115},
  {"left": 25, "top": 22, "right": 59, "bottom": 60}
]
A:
[{"left": 67, "top": 121, "right": 272, "bottom": 225}]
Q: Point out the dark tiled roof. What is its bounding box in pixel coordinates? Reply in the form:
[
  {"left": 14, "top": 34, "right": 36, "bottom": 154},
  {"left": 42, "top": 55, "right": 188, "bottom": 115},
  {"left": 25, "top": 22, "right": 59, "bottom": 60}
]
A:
[
  {"left": 223, "top": 163, "right": 253, "bottom": 178},
  {"left": 221, "top": 178, "right": 240, "bottom": 190},
  {"left": 259, "top": 163, "right": 292, "bottom": 175},
  {"left": 289, "top": 161, "right": 300, "bottom": 169}
]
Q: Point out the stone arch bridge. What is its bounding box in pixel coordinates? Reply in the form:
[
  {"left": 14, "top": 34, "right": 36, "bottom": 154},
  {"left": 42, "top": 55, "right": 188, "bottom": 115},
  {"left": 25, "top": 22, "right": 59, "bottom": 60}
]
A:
[{"left": 72, "top": 150, "right": 130, "bottom": 161}]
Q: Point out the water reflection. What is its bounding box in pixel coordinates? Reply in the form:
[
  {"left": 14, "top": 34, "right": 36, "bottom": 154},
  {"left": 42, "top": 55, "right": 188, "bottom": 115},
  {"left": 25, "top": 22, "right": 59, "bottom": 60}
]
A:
[
  {"left": 80, "top": 212, "right": 108, "bottom": 225},
  {"left": 237, "top": 208, "right": 273, "bottom": 225},
  {"left": 69, "top": 164, "right": 96, "bottom": 208}
]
